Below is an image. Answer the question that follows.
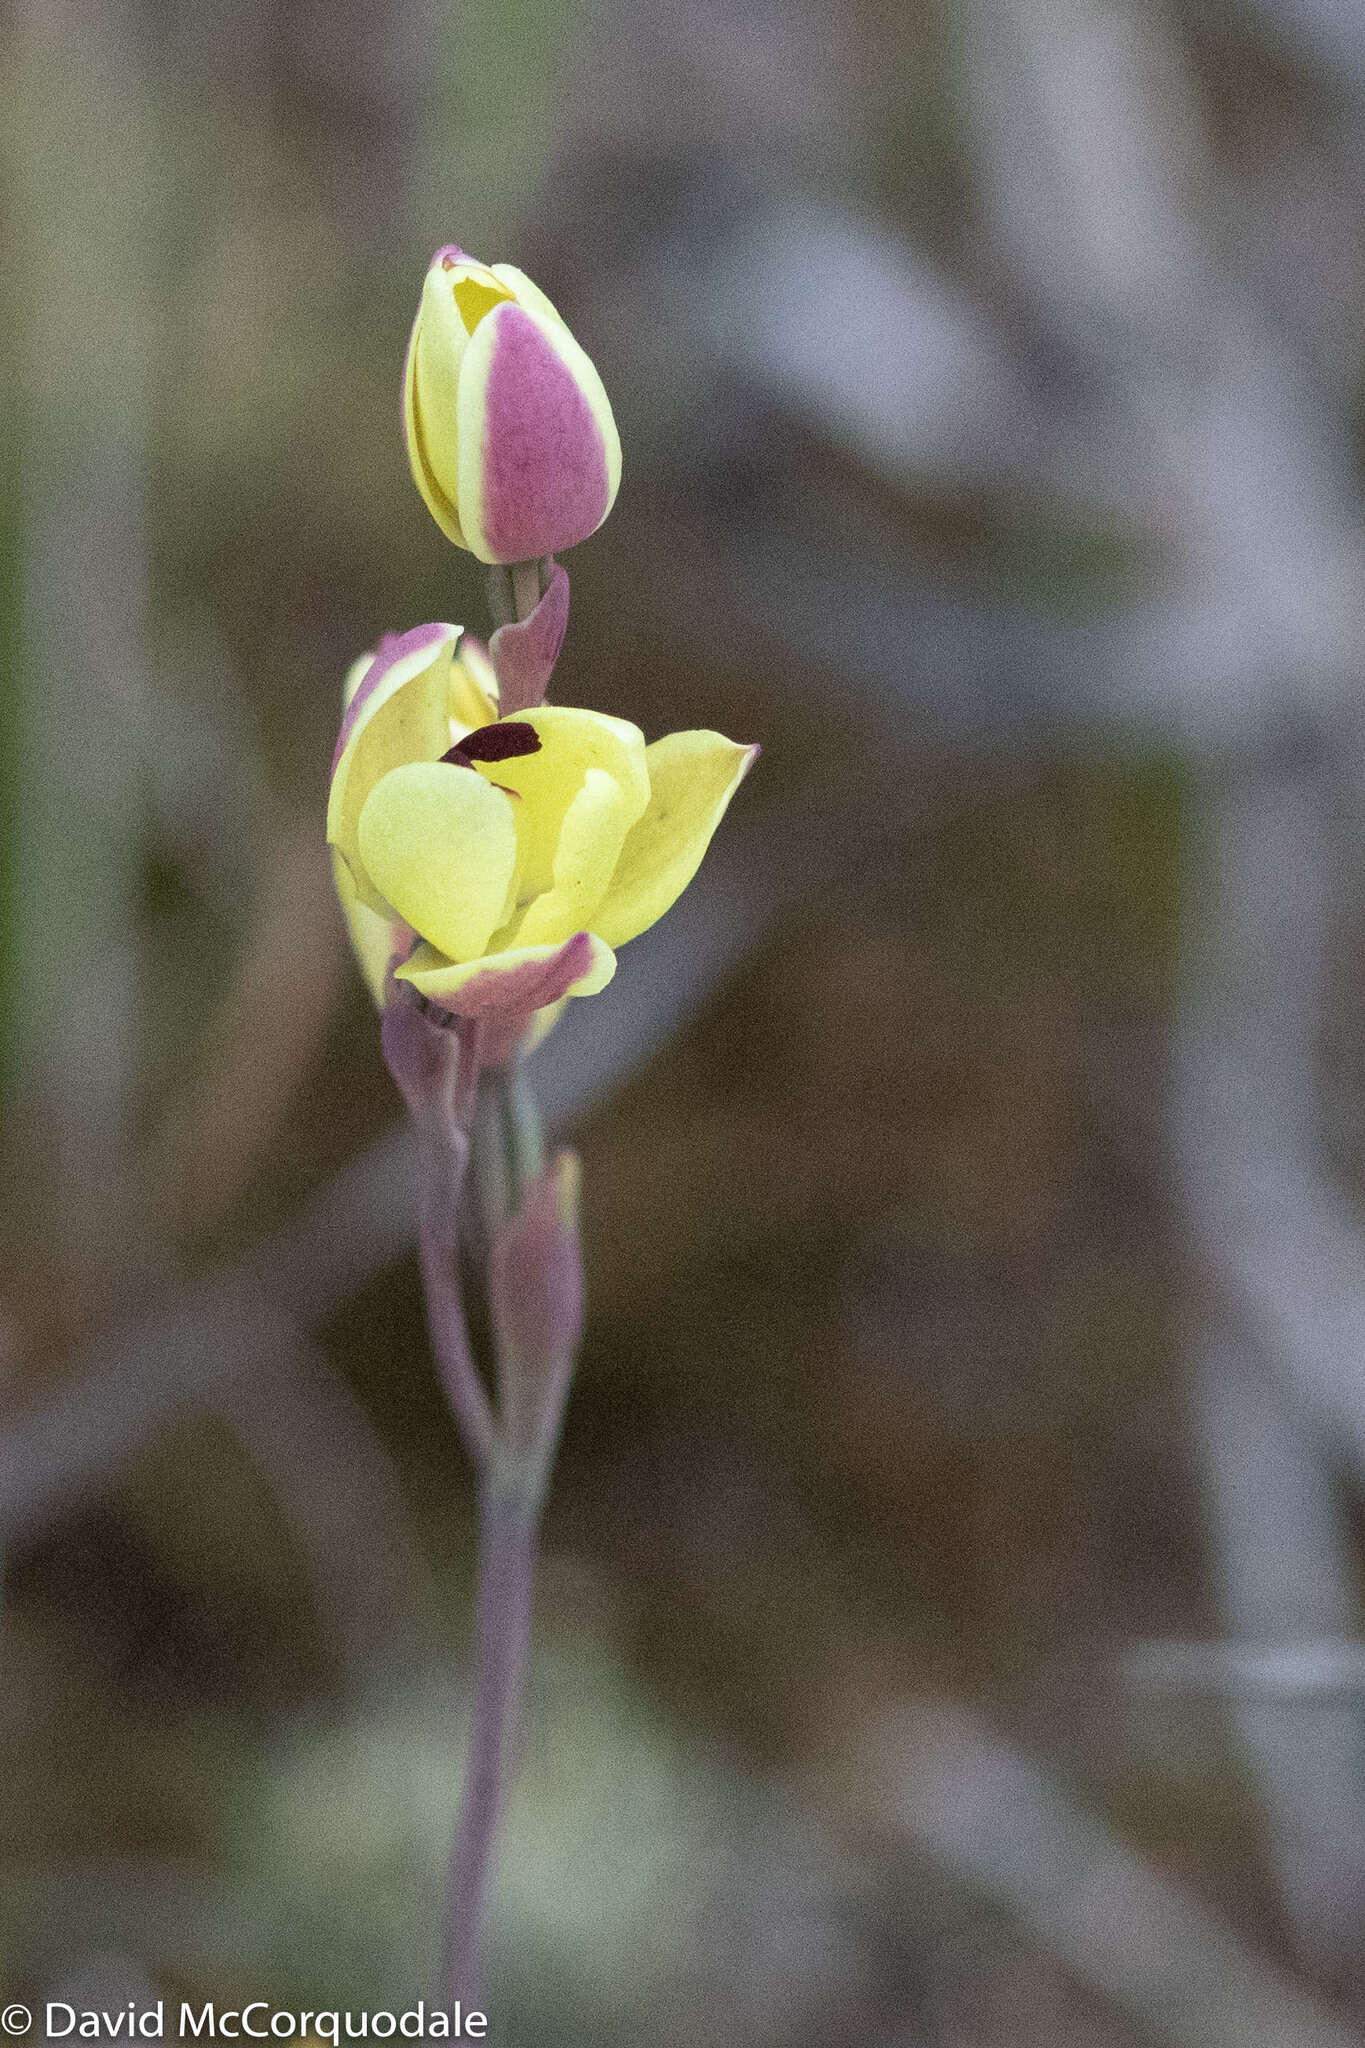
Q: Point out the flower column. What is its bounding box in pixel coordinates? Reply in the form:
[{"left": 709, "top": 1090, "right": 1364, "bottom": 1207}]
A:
[{"left": 327, "top": 248, "right": 756, "bottom": 2008}]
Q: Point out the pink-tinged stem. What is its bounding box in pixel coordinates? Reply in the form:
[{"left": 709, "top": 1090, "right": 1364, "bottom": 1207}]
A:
[
  {"left": 441, "top": 1475, "right": 540, "bottom": 2007},
  {"left": 417, "top": 1161, "right": 495, "bottom": 1465},
  {"left": 436, "top": 575, "right": 572, "bottom": 2013},
  {"left": 407, "top": 1016, "right": 494, "bottom": 1467}
]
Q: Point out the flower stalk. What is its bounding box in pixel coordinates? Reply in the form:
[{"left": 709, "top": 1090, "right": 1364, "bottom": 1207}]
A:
[
  {"left": 441, "top": 1471, "right": 540, "bottom": 2007},
  {"left": 375, "top": 579, "right": 587, "bottom": 2011},
  {"left": 438, "top": 1060, "right": 578, "bottom": 2006},
  {"left": 415, "top": 1054, "right": 581, "bottom": 2006},
  {"left": 331, "top": 242, "right": 757, "bottom": 2017}
]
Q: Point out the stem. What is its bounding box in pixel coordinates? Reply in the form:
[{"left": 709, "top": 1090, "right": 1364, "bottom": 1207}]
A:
[
  {"left": 441, "top": 1474, "right": 539, "bottom": 2008},
  {"left": 418, "top": 1181, "right": 495, "bottom": 1465},
  {"left": 501, "top": 1057, "right": 545, "bottom": 1191},
  {"left": 400, "top": 1014, "right": 494, "bottom": 1464},
  {"left": 486, "top": 556, "right": 551, "bottom": 631},
  {"left": 435, "top": 565, "right": 566, "bottom": 2009},
  {"left": 509, "top": 558, "right": 541, "bottom": 621},
  {"left": 469, "top": 1058, "right": 546, "bottom": 1251},
  {"left": 485, "top": 566, "right": 515, "bottom": 629}
]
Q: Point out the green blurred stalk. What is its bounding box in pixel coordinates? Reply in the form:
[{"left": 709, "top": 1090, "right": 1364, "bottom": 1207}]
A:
[
  {"left": 3, "top": 0, "right": 156, "bottom": 1260},
  {"left": 0, "top": 336, "right": 20, "bottom": 1089}
]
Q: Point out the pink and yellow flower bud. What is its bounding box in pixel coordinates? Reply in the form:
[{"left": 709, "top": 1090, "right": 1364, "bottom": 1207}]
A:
[
  {"left": 490, "top": 1152, "right": 585, "bottom": 1380},
  {"left": 403, "top": 246, "right": 622, "bottom": 566},
  {"left": 487, "top": 1150, "right": 586, "bottom": 1473}
]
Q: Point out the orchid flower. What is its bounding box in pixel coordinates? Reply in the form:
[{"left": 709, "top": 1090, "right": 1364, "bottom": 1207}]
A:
[{"left": 328, "top": 622, "right": 755, "bottom": 1038}]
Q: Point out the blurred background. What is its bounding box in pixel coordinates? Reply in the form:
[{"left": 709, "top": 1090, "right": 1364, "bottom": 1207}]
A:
[{"left": 6, "top": 0, "right": 1365, "bottom": 2039}]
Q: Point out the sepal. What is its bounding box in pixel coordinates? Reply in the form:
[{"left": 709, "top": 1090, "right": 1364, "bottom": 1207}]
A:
[
  {"left": 489, "top": 562, "right": 569, "bottom": 715},
  {"left": 488, "top": 1150, "right": 585, "bottom": 1466}
]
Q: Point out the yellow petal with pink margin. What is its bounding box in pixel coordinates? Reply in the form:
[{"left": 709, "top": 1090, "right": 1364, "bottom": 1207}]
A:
[
  {"left": 342, "top": 650, "right": 374, "bottom": 713},
  {"left": 327, "top": 626, "right": 460, "bottom": 913},
  {"left": 395, "top": 931, "right": 616, "bottom": 1014}
]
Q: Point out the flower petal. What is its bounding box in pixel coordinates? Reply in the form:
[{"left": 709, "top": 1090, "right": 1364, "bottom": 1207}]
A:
[
  {"left": 490, "top": 263, "right": 566, "bottom": 326},
  {"left": 593, "top": 732, "right": 758, "bottom": 948},
  {"left": 327, "top": 625, "right": 461, "bottom": 910},
  {"left": 342, "top": 650, "right": 374, "bottom": 713},
  {"left": 357, "top": 760, "right": 517, "bottom": 962},
  {"left": 509, "top": 765, "right": 634, "bottom": 949},
  {"left": 455, "top": 301, "right": 620, "bottom": 565},
  {"left": 396, "top": 929, "right": 616, "bottom": 1015},
  {"left": 449, "top": 262, "right": 515, "bottom": 334},
  {"left": 449, "top": 636, "right": 500, "bottom": 729},
  {"left": 482, "top": 704, "right": 649, "bottom": 899},
  {"left": 407, "top": 256, "right": 517, "bottom": 537},
  {"left": 403, "top": 271, "right": 471, "bottom": 546},
  {"left": 331, "top": 622, "right": 459, "bottom": 774},
  {"left": 331, "top": 848, "right": 404, "bottom": 1006}
]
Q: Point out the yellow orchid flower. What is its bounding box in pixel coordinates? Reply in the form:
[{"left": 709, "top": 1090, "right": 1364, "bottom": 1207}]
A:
[
  {"left": 327, "top": 623, "right": 756, "bottom": 1031},
  {"left": 404, "top": 246, "right": 621, "bottom": 565}
]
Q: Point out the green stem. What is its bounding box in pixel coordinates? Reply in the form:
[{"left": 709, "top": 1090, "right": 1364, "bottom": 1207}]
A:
[
  {"left": 484, "top": 565, "right": 515, "bottom": 629},
  {"left": 501, "top": 1059, "right": 545, "bottom": 1199}
]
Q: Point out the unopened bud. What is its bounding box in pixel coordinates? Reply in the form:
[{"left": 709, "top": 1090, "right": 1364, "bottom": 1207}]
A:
[
  {"left": 404, "top": 248, "right": 621, "bottom": 566},
  {"left": 489, "top": 1151, "right": 584, "bottom": 1464}
]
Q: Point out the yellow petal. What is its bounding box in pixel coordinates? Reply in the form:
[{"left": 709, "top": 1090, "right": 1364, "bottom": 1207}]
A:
[
  {"left": 331, "top": 847, "right": 400, "bottom": 1006},
  {"left": 357, "top": 761, "right": 517, "bottom": 962},
  {"left": 342, "top": 650, "right": 374, "bottom": 713},
  {"left": 481, "top": 705, "right": 649, "bottom": 899},
  {"left": 509, "top": 766, "right": 633, "bottom": 949},
  {"left": 402, "top": 253, "right": 517, "bottom": 549},
  {"left": 450, "top": 637, "right": 500, "bottom": 729},
  {"left": 404, "top": 285, "right": 468, "bottom": 547},
  {"left": 450, "top": 262, "right": 515, "bottom": 334},
  {"left": 413, "top": 265, "right": 478, "bottom": 491},
  {"left": 522, "top": 995, "right": 569, "bottom": 1053},
  {"left": 396, "top": 931, "right": 617, "bottom": 1013},
  {"left": 490, "top": 263, "right": 565, "bottom": 326},
  {"left": 593, "top": 731, "right": 757, "bottom": 948},
  {"left": 327, "top": 626, "right": 461, "bottom": 913}
]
